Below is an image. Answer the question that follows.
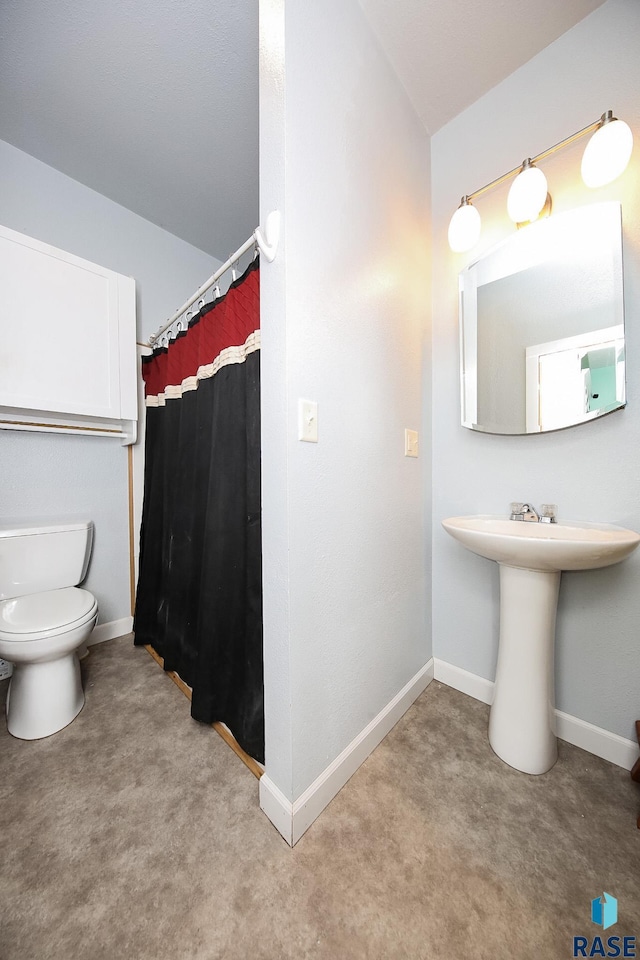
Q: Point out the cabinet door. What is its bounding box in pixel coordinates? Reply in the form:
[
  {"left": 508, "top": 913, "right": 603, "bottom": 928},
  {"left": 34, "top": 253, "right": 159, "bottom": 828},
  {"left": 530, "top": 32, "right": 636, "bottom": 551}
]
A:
[{"left": 0, "top": 225, "right": 134, "bottom": 420}]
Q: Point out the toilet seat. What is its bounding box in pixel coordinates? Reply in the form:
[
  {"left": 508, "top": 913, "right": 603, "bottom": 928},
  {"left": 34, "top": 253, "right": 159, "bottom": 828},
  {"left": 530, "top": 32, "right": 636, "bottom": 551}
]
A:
[{"left": 0, "top": 587, "right": 98, "bottom": 642}]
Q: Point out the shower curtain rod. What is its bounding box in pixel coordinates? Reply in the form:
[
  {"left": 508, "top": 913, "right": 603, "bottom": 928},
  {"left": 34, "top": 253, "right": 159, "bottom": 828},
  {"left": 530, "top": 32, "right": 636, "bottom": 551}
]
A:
[{"left": 147, "top": 211, "right": 280, "bottom": 347}]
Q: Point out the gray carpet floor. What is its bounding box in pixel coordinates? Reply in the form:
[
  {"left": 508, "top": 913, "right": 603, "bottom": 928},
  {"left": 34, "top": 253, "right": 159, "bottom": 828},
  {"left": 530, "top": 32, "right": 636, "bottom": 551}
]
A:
[{"left": 0, "top": 635, "right": 638, "bottom": 959}]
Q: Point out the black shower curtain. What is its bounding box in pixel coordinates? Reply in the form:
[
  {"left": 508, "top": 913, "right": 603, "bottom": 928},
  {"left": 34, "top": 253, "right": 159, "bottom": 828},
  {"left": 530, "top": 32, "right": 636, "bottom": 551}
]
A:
[{"left": 134, "top": 258, "right": 263, "bottom": 762}]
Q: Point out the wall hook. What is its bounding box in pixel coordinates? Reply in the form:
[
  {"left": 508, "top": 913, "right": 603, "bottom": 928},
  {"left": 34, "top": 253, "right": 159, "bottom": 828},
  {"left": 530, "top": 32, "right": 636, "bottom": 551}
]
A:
[{"left": 253, "top": 211, "right": 280, "bottom": 263}]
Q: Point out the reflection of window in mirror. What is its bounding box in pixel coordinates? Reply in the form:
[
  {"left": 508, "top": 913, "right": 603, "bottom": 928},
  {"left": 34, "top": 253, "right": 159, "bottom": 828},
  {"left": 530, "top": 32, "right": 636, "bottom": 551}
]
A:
[{"left": 459, "top": 202, "right": 625, "bottom": 435}]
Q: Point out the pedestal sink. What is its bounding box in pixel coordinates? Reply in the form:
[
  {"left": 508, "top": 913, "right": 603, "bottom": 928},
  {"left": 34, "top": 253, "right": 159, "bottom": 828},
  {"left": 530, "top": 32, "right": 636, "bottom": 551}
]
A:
[{"left": 442, "top": 515, "right": 640, "bottom": 775}]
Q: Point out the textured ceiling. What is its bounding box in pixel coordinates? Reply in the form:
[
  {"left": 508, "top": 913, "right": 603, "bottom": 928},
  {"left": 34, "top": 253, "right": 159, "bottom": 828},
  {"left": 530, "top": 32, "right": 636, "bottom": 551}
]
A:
[
  {"left": 359, "top": 0, "right": 607, "bottom": 134},
  {"left": 0, "top": 0, "right": 606, "bottom": 259},
  {"left": 0, "top": 0, "right": 259, "bottom": 260}
]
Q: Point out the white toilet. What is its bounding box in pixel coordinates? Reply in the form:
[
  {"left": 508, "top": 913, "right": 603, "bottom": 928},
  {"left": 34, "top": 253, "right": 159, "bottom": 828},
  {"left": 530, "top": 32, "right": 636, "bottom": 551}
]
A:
[{"left": 0, "top": 521, "right": 98, "bottom": 740}]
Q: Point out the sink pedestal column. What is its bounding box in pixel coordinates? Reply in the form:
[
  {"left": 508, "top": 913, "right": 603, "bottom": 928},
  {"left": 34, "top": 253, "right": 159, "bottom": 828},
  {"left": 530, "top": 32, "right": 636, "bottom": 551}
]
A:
[{"left": 488, "top": 564, "right": 561, "bottom": 775}]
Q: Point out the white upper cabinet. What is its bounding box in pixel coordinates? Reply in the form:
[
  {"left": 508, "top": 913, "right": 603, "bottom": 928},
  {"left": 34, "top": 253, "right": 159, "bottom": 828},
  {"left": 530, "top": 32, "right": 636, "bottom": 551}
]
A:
[{"left": 0, "top": 224, "right": 137, "bottom": 443}]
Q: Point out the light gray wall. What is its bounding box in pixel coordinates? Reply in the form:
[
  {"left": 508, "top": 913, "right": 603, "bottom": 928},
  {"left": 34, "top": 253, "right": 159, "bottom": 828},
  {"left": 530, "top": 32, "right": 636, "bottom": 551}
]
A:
[
  {"left": 0, "top": 139, "right": 215, "bottom": 625},
  {"left": 431, "top": 0, "right": 640, "bottom": 740},
  {"left": 260, "top": 0, "right": 431, "bottom": 801},
  {"left": 1, "top": 432, "right": 128, "bottom": 624}
]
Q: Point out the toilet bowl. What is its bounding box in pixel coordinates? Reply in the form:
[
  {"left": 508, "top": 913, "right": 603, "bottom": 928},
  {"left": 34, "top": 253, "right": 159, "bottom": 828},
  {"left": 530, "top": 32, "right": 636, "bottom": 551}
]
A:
[{"left": 0, "top": 521, "right": 98, "bottom": 740}]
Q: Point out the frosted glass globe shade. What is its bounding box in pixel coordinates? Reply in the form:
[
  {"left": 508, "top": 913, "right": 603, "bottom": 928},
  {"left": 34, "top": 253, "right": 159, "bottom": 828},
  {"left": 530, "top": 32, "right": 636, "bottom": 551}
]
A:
[
  {"left": 507, "top": 164, "right": 548, "bottom": 223},
  {"left": 581, "top": 119, "right": 633, "bottom": 188},
  {"left": 448, "top": 202, "right": 481, "bottom": 252}
]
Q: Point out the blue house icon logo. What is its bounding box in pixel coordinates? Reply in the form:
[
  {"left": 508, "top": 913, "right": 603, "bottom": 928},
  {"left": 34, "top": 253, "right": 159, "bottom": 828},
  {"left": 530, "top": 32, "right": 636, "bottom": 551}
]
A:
[{"left": 591, "top": 893, "right": 618, "bottom": 930}]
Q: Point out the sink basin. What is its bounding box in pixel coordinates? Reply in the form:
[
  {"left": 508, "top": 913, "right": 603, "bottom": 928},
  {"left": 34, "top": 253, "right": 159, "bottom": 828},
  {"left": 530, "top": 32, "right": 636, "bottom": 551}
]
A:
[
  {"left": 442, "top": 513, "right": 640, "bottom": 775},
  {"left": 442, "top": 515, "right": 640, "bottom": 572}
]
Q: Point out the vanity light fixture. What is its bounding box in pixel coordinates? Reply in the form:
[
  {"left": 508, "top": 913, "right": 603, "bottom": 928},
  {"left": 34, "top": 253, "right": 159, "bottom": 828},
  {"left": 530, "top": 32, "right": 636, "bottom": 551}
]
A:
[
  {"left": 447, "top": 196, "right": 481, "bottom": 252},
  {"left": 448, "top": 110, "right": 634, "bottom": 253},
  {"left": 581, "top": 111, "right": 634, "bottom": 187},
  {"left": 506, "top": 159, "right": 548, "bottom": 224}
]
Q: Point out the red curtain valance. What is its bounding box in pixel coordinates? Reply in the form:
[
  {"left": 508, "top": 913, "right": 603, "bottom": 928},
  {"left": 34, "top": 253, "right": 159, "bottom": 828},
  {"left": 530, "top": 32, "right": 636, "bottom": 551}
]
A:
[{"left": 142, "top": 259, "right": 260, "bottom": 404}]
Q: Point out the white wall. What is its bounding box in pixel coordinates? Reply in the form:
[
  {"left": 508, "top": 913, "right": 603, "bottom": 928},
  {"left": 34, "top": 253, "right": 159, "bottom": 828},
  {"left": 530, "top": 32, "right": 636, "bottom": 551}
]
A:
[
  {"left": 260, "top": 0, "right": 431, "bottom": 812},
  {"left": 0, "top": 139, "right": 215, "bottom": 625},
  {"left": 431, "top": 0, "right": 640, "bottom": 741}
]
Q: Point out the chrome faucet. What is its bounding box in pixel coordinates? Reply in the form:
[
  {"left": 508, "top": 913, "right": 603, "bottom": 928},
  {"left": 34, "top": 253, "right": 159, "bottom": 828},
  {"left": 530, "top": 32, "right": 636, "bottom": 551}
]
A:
[
  {"left": 511, "top": 502, "right": 540, "bottom": 522},
  {"left": 510, "top": 502, "right": 557, "bottom": 523}
]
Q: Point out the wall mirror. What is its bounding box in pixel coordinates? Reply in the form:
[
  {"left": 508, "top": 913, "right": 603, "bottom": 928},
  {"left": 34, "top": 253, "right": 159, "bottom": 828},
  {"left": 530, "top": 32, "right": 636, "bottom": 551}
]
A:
[{"left": 459, "top": 202, "right": 625, "bottom": 434}]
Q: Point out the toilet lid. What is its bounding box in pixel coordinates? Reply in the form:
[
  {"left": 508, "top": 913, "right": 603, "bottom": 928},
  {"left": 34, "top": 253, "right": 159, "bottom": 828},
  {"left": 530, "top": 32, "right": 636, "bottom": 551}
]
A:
[{"left": 0, "top": 587, "right": 97, "bottom": 635}]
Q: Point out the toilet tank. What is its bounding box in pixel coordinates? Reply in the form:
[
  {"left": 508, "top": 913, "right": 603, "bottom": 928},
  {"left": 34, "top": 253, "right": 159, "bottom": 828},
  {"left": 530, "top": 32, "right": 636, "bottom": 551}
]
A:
[{"left": 0, "top": 521, "right": 93, "bottom": 601}]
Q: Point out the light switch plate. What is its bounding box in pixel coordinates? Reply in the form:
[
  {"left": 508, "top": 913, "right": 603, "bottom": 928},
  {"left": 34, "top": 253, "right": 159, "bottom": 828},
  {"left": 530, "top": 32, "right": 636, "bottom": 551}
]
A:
[
  {"left": 298, "top": 399, "right": 318, "bottom": 442},
  {"left": 405, "top": 428, "right": 418, "bottom": 457}
]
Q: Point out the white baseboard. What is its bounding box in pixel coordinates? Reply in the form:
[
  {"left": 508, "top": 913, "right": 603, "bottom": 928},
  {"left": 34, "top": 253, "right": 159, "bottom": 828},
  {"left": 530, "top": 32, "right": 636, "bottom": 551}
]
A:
[
  {"left": 88, "top": 616, "right": 133, "bottom": 646},
  {"left": 434, "top": 658, "right": 494, "bottom": 705},
  {"left": 260, "top": 659, "right": 434, "bottom": 846},
  {"left": 554, "top": 709, "right": 639, "bottom": 771},
  {"left": 259, "top": 775, "right": 295, "bottom": 844},
  {"left": 434, "top": 658, "right": 639, "bottom": 772}
]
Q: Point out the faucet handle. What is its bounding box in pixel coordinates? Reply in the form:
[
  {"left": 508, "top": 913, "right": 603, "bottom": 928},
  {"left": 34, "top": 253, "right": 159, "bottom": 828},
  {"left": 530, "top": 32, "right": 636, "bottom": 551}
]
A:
[
  {"left": 510, "top": 502, "right": 524, "bottom": 515},
  {"left": 540, "top": 504, "right": 557, "bottom": 523}
]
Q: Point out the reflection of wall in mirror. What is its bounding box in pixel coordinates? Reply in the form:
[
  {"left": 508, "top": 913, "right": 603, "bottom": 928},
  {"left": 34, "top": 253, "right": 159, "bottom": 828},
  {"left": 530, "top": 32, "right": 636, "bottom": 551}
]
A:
[{"left": 476, "top": 252, "right": 618, "bottom": 433}]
